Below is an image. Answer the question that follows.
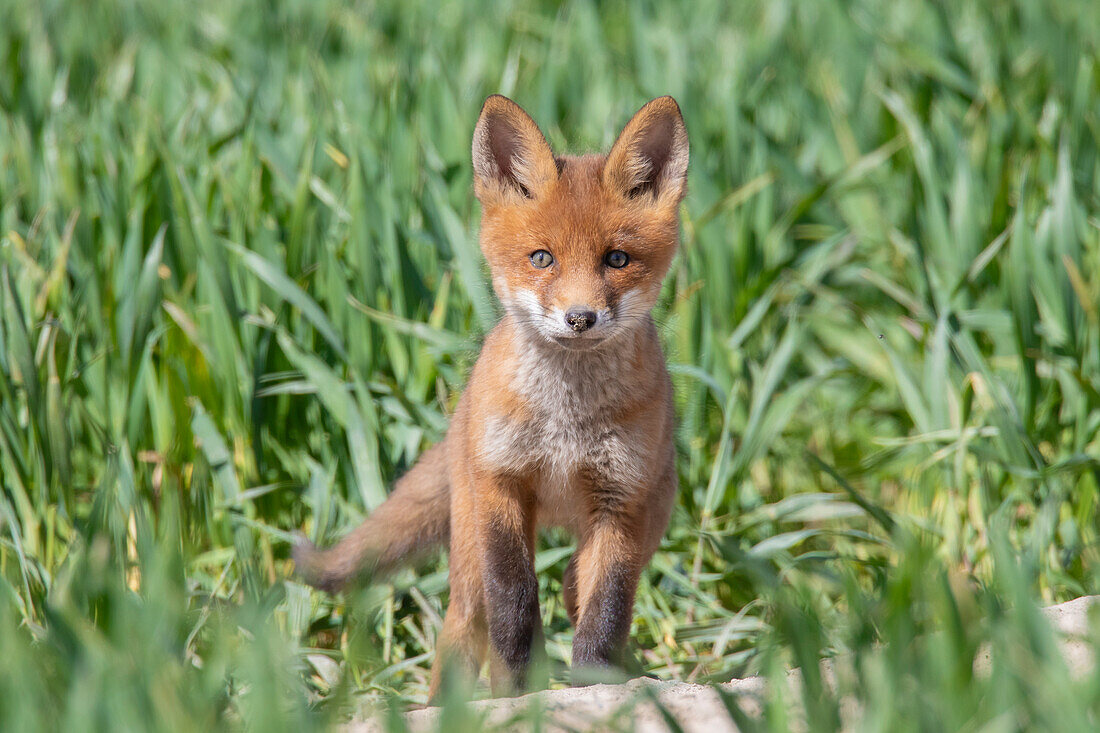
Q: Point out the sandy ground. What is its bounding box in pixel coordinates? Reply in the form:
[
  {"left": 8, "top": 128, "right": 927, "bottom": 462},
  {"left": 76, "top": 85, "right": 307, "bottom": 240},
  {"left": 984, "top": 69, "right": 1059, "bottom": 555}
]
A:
[{"left": 347, "top": 595, "right": 1099, "bottom": 733}]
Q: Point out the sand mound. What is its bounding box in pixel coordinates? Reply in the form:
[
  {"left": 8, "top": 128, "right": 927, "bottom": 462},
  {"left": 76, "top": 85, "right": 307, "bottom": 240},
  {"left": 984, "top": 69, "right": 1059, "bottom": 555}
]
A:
[{"left": 348, "top": 595, "right": 1099, "bottom": 732}]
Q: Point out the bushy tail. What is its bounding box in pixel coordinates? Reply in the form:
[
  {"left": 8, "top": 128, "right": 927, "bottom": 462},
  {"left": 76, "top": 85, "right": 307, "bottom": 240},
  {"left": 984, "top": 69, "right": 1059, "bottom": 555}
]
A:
[{"left": 294, "top": 440, "right": 451, "bottom": 592}]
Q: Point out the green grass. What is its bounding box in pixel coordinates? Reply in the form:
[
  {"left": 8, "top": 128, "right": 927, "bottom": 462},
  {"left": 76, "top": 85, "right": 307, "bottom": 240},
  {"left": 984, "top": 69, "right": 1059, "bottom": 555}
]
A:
[{"left": 2, "top": 0, "right": 1100, "bottom": 729}]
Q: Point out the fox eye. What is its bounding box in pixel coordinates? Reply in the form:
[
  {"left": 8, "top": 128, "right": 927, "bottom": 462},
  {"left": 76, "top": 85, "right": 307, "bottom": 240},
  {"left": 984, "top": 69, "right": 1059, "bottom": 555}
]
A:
[
  {"left": 530, "top": 250, "right": 554, "bottom": 268},
  {"left": 605, "top": 250, "right": 629, "bottom": 268}
]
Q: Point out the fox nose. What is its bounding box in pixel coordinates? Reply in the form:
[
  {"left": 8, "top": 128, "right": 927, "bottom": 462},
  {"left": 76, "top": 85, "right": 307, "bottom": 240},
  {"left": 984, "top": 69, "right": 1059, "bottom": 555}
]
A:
[{"left": 564, "top": 308, "right": 598, "bottom": 332}]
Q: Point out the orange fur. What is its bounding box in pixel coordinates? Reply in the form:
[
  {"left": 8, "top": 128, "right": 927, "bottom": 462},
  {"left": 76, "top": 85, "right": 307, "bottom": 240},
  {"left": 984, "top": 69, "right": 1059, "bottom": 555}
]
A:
[{"left": 297, "top": 95, "right": 689, "bottom": 699}]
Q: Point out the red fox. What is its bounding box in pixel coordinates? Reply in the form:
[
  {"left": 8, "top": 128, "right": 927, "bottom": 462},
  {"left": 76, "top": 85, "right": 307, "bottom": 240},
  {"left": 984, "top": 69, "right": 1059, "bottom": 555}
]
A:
[{"left": 295, "top": 95, "right": 688, "bottom": 698}]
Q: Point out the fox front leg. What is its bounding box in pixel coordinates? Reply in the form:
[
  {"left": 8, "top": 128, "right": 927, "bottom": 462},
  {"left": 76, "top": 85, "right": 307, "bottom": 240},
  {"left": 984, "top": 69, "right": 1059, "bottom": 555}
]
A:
[
  {"left": 477, "top": 476, "right": 541, "bottom": 696},
  {"left": 569, "top": 516, "right": 646, "bottom": 675}
]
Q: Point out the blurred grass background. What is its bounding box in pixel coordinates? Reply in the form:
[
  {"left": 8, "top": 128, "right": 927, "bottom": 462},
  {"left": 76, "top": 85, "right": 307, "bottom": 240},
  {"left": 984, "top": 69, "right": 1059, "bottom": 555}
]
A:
[{"left": 2, "top": 0, "right": 1100, "bottom": 729}]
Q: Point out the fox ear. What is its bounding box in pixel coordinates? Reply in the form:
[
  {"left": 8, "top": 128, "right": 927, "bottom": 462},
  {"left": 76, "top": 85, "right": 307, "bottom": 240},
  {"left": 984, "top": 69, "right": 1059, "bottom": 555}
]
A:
[
  {"left": 603, "top": 96, "right": 689, "bottom": 205},
  {"left": 472, "top": 95, "right": 558, "bottom": 204}
]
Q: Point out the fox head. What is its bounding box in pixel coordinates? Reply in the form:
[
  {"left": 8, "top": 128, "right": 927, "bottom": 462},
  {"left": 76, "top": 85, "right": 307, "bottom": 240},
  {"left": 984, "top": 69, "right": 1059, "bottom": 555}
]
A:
[{"left": 472, "top": 95, "right": 688, "bottom": 350}]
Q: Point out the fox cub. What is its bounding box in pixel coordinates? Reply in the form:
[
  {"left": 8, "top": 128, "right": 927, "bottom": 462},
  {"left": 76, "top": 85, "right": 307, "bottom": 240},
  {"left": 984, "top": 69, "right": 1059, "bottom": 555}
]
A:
[{"left": 296, "top": 95, "right": 689, "bottom": 697}]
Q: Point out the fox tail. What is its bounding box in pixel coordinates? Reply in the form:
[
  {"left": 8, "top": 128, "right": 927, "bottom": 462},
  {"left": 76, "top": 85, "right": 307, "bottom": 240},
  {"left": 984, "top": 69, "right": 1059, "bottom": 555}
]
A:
[{"left": 293, "top": 441, "right": 451, "bottom": 592}]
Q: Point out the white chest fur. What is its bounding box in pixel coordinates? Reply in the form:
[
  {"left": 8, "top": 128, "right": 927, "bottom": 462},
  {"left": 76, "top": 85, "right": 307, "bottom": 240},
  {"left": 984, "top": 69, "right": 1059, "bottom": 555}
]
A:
[{"left": 476, "top": 331, "right": 656, "bottom": 525}]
